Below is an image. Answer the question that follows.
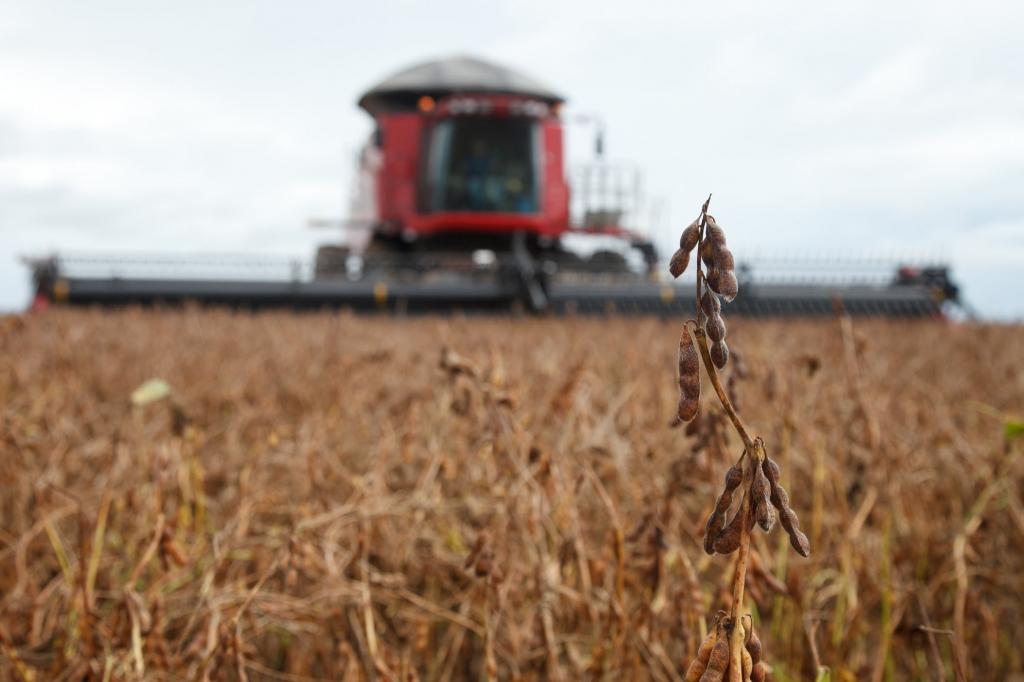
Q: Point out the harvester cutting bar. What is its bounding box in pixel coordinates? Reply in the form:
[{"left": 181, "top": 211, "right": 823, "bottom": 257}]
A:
[
  {"left": 547, "top": 282, "right": 945, "bottom": 317},
  {"left": 27, "top": 254, "right": 949, "bottom": 317},
  {"left": 43, "top": 275, "right": 511, "bottom": 313}
]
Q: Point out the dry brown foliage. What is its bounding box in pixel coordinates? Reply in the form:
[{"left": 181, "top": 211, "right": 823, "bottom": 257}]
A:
[{"left": 1, "top": 309, "right": 1022, "bottom": 680}]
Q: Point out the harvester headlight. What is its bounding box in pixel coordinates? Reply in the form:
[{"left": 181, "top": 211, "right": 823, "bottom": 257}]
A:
[
  {"left": 418, "top": 95, "right": 435, "bottom": 113},
  {"left": 472, "top": 250, "right": 496, "bottom": 268}
]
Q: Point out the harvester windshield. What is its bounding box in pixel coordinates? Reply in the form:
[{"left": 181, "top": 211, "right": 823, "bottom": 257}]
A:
[{"left": 422, "top": 117, "right": 539, "bottom": 214}]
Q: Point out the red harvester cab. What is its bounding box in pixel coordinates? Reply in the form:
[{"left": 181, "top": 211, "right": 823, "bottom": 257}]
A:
[
  {"left": 316, "top": 55, "right": 655, "bottom": 283},
  {"left": 351, "top": 56, "right": 569, "bottom": 250}
]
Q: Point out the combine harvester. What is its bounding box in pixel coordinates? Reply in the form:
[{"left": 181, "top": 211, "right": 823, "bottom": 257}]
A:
[{"left": 26, "top": 56, "right": 960, "bottom": 317}]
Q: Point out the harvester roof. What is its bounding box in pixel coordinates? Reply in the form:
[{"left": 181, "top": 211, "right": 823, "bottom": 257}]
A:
[{"left": 357, "top": 55, "right": 565, "bottom": 115}]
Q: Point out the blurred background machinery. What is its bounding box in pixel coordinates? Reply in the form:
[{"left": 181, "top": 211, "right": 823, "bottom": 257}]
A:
[{"left": 26, "top": 55, "right": 961, "bottom": 317}]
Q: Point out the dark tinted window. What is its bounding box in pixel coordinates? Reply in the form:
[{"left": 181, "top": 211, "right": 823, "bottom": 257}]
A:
[{"left": 422, "top": 117, "right": 539, "bottom": 213}]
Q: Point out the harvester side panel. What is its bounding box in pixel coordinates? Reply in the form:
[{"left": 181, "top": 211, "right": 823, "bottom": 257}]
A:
[
  {"left": 377, "top": 113, "right": 422, "bottom": 232},
  {"left": 541, "top": 120, "right": 569, "bottom": 230}
]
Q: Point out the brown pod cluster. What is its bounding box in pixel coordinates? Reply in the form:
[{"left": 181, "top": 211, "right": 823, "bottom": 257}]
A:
[
  {"left": 703, "top": 465, "right": 742, "bottom": 555},
  {"left": 696, "top": 220, "right": 732, "bottom": 370},
  {"left": 702, "top": 215, "right": 739, "bottom": 303},
  {"left": 763, "top": 458, "right": 811, "bottom": 557},
  {"left": 751, "top": 463, "right": 775, "bottom": 532},
  {"left": 687, "top": 614, "right": 767, "bottom": 681},
  {"left": 707, "top": 451, "right": 807, "bottom": 556},
  {"left": 677, "top": 329, "right": 701, "bottom": 422}
]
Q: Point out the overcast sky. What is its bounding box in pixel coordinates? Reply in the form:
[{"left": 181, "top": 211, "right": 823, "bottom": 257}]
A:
[{"left": 2, "top": 1, "right": 1022, "bottom": 317}]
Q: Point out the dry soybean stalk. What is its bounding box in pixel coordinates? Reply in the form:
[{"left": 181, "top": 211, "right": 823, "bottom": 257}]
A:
[{"left": 670, "top": 196, "right": 810, "bottom": 680}]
